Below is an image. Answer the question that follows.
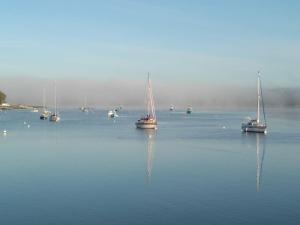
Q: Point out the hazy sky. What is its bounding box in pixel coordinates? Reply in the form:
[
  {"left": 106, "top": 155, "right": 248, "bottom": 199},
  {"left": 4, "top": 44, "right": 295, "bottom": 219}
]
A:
[{"left": 0, "top": 0, "right": 299, "bottom": 106}]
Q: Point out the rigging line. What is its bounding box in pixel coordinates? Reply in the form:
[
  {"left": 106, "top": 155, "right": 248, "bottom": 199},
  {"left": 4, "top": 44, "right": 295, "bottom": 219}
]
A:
[{"left": 260, "top": 78, "right": 267, "bottom": 125}]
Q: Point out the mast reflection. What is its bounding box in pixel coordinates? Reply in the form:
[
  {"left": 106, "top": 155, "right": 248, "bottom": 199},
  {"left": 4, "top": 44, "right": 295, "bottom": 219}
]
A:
[
  {"left": 256, "top": 133, "right": 266, "bottom": 192},
  {"left": 144, "top": 129, "right": 156, "bottom": 184}
]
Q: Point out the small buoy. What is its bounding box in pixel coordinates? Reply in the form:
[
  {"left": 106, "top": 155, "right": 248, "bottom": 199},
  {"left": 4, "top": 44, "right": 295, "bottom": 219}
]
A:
[
  {"left": 27, "top": 124, "right": 30, "bottom": 128},
  {"left": 222, "top": 126, "right": 226, "bottom": 129},
  {"left": 3, "top": 130, "right": 7, "bottom": 135},
  {"left": 24, "top": 121, "right": 27, "bottom": 125}
]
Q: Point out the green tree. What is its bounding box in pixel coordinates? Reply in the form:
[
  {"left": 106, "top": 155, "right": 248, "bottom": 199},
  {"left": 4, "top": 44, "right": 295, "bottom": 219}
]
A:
[{"left": 0, "top": 91, "right": 6, "bottom": 104}]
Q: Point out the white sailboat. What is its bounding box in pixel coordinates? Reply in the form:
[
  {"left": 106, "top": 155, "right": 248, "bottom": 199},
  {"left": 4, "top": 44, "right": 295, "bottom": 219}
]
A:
[
  {"left": 242, "top": 73, "right": 267, "bottom": 133},
  {"left": 80, "top": 97, "right": 89, "bottom": 113},
  {"left": 135, "top": 74, "right": 157, "bottom": 129},
  {"left": 49, "top": 81, "right": 60, "bottom": 122},
  {"left": 40, "top": 88, "right": 50, "bottom": 120},
  {"left": 107, "top": 109, "right": 118, "bottom": 118}
]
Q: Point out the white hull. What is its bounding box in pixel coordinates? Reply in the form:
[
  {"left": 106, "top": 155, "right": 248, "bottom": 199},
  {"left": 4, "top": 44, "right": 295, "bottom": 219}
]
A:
[
  {"left": 49, "top": 114, "right": 60, "bottom": 122},
  {"left": 108, "top": 110, "right": 118, "bottom": 118},
  {"left": 136, "top": 122, "right": 157, "bottom": 129},
  {"left": 242, "top": 125, "right": 267, "bottom": 133}
]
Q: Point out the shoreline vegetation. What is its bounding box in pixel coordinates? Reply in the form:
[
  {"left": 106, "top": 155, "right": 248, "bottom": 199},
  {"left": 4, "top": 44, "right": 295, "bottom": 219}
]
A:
[{"left": 0, "top": 104, "right": 42, "bottom": 111}]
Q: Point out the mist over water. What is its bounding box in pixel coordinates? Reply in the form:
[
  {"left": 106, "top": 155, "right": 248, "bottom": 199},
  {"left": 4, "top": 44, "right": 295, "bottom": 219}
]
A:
[{"left": 1, "top": 76, "right": 300, "bottom": 109}]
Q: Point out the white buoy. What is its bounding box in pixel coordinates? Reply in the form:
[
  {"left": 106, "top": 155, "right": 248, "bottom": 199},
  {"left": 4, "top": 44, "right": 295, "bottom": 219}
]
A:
[
  {"left": 27, "top": 124, "right": 30, "bottom": 128},
  {"left": 24, "top": 121, "right": 27, "bottom": 125},
  {"left": 3, "top": 130, "right": 7, "bottom": 135}
]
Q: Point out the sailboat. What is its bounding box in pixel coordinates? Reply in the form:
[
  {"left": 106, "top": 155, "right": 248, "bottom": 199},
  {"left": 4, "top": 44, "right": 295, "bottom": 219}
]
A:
[
  {"left": 135, "top": 74, "right": 157, "bottom": 129},
  {"left": 186, "top": 107, "right": 192, "bottom": 114},
  {"left": 242, "top": 73, "right": 267, "bottom": 133},
  {"left": 107, "top": 109, "right": 118, "bottom": 118},
  {"left": 169, "top": 105, "right": 175, "bottom": 111},
  {"left": 49, "top": 81, "right": 60, "bottom": 122},
  {"left": 80, "top": 97, "right": 89, "bottom": 113},
  {"left": 40, "top": 88, "right": 50, "bottom": 120}
]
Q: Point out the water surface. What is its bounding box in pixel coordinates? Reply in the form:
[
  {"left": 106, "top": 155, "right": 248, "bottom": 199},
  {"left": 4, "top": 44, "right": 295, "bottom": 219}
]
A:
[{"left": 0, "top": 108, "right": 299, "bottom": 225}]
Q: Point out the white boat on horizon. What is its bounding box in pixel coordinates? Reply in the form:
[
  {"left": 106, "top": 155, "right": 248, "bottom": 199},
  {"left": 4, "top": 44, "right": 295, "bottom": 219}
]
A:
[
  {"left": 136, "top": 74, "right": 157, "bottom": 129},
  {"left": 80, "top": 97, "right": 89, "bottom": 113},
  {"left": 49, "top": 81, "right": 60, "bottom": 122},
  {"left": 242, "top": 73, "right": 267, "bottom": 133},
  {"left": 108, "top": 109, "right": 118, "bottom": 118},
  {"left": 186, "top": 107, "right": 192, "bottom": 114},
  {"left": 40, "top": 88, "right": 51, "bottom": 120}
]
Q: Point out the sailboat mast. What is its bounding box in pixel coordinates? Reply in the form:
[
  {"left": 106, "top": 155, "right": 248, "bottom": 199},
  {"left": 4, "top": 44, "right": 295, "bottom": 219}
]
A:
[
  {"left": 54, "top": 81, "right": 57, "bottom": 115},
  {"left": 42, "top": 88, "right": 46, "bottom": 111},
  {"left": 257, "top": 73, "right": 261, "bottom": 123},
  {"left": 147, "top": 74, "right": 156, "bottom": 119}
]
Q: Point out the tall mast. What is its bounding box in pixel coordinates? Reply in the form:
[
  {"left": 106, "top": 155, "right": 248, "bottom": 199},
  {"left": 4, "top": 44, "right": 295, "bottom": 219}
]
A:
[
  {"left": 147, "top": 73, "right": 156, "bottom": 119},
  {"left": 257, "top": 72, "right": 261, "bottom": 123},
  {"left": 54, "top": 81, "right": 57, "bottom": 115},
  {"left": 84, "top": 96, "right": 87, "bottom": 108},
  {"left": 42, "top": 88, "right": 46, "bottom": 111}
]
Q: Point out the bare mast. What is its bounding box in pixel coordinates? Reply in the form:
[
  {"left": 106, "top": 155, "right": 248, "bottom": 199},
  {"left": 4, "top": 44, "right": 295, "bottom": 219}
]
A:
[
  {"left": 147, "top": 73, "right": 156, "bottom": 120},
  {"left": 257, "top": 72, "right": 261, "bottom": 123}
]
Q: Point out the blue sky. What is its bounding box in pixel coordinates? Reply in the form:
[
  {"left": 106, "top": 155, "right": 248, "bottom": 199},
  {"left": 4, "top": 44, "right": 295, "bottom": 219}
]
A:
[{"left": 0, "top": 0, "right": 299, "bottom": 86}]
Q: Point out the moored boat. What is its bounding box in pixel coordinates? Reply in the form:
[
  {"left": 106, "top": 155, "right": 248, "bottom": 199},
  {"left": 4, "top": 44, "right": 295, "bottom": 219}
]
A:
[
  {"left": 136, "top": 74, "right": 157, "bottom": 129},
  {"left": 242, "top": 73, "right": 267, "bottom": 133}
]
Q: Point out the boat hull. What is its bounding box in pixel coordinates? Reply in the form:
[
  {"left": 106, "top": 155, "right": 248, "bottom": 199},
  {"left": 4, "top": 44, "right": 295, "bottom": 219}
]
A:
[
  {"left": 242, "top": 125, "right": 267, "bottom": 133},
  {"left": 135, "top": 122, "right": 157, "bottom": 129},
  {"left": 49, "top": 114, "right": 60, "bottom": 122},
  {"left": 40, "top": 115, "right": 48, "bottom": 120}
]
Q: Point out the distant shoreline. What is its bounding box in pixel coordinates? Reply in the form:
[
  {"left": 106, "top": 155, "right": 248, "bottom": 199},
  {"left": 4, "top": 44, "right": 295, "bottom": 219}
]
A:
[{"left": 0, "top": 104, "right": 42, "bottom": 110}]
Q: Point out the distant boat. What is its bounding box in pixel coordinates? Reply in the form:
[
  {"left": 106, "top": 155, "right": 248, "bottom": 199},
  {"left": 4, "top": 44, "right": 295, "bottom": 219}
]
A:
[
  {"left": 136, "top": 74, "right": 157, "bottom": 129},
  {"left": 169, "top": 105, "right": 174, "bottom": 111},
  {"left": 242, "top": 73, "right": 267, "bottom": 133},
  {"left": 40, "top": 88, "right": 50, "bottom": 120},
  {"left": 186, "top": 107, "right": 192, "bottom": 114},
  {"left": 31, "top": 108, "right": 39, "bottom": 113},
  {"left": 108, "top": 109, "right": 118, "bottom": 118},
  {"left": 80, "top": 97, "right": 89, "bottom": 113},
  {"left": 49, "top": 81, "right": 60, "bottom": 122},
  {"left": 114, "top": 106, "right": 122, "bottom": 112}
]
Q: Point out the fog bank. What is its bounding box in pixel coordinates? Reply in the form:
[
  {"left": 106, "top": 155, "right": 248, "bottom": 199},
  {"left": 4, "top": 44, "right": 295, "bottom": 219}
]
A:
[{"left": 0, "top": 77, "right": 299, "bottom": 109}]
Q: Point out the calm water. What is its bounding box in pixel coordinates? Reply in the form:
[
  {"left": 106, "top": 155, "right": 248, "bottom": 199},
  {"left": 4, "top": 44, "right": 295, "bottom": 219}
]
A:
[{"left": 0, "top": 108, "right": 300, "bottom": 225}]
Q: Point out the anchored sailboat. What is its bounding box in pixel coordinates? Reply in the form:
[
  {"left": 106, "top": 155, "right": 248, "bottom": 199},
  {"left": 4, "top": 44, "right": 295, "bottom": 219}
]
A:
[
  {"left": 135, "top": 74, "right": 157, "bottom": 129},
  {"left": 49, "top": 81, "right": 60, "bottom": 122},
  {"left": 186, "top": 107, "right": 192, "bottom": 114},
  {"left": 242, "top": 73, "right": 267, "bottom": 133},
  {"left": 40, "top": 88, "right": 50, "bottom": 120},
  {"left": 80, "top": 97, "right": 89, "bottom": 113},
  {"left": 107, "top": 109, "right": 118, "bottom": 118}
]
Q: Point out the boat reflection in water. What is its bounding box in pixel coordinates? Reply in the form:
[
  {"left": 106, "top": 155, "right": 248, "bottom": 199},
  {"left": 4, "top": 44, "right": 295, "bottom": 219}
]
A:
[
  {"left": 243, "top": 132, "right": 266, "bottom": 192},
  {"left": 255, "top": 133, "right": 266, "bottom": 192},
  {"left": 143, "top": 129, "right": 156, "bottom": 184}
]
